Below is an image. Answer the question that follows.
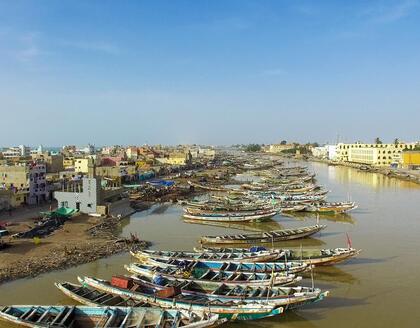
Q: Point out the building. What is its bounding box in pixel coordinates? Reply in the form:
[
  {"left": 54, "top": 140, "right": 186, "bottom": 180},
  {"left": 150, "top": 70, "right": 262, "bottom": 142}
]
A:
[
  {"left": 95, "top": 165, "right": 137, "bottom": 184},
  {"left": 2, "top": 145, "right": 30, "bottom": 159},
  {"left": 0, "top": 163, "right": 48, "bottom": 204},
  {"left": 63, "top": 157, "right": 75, "bottom": 170},
  {"left": 327, "top": 145, "right": 338, "bottom": 161},
  {"left": 157, "top": 151, "right": 192, "bottom": 166},
  {"left": 311, "top": 146, "right": 328, "bottom": 159},
  {"left": 54, "top": 176, "right": 100, "bottom": 213},
  {"left": 54, "top": 163, "right": 123, "bottom": 214},
  {"left": 337, "top": 143, "right": 417, "bottom": 167},
  {"left": 0, "top": 189, "right": 27, "bottom": 210},
  {"left": 199, "top": 148, "right": 216, "bottom": 160},
  {"left": 74, "top": 158, "right": 90, "bottom": 173},
  {"left": 31, "top": 152, "right": 64, "bottom": 173},
  {"left": 125, "top": 146, "right": 139, "bottom": 160},
  {"left": 267, "top": 144, "right": 295, "bottom": 153},
  {"left": 401, "top": 151, "right": 420, "bottom": 169}
]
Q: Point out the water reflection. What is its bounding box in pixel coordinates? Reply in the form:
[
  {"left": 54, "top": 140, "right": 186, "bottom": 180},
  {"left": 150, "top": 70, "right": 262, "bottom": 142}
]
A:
[
  {"left": 283, "top": 212, "right": 356, "bottom": 225},
  {"left": 325, "top": 165, "right": 420, "bottom": 190},
  {"left": 182, "top": 218, "right": 284, "bottom": 232}
]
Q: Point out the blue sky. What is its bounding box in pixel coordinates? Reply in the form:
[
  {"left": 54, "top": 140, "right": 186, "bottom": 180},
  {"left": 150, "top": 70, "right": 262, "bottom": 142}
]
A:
[{"left": 0, "top": 0, "right": 419, "bottom": 146}]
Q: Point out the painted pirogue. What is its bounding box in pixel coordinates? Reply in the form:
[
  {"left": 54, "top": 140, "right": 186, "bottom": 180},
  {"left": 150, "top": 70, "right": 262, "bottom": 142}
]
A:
[
  {"left": 0, "top": 305, "right": 225, "bottom": 327},
  {"left": 195, "top": 247, "right": 362, "bottom": 266},
  {"left": 125, "top": 263, "right": 302, "bottom": 287},
  {"left": 132, "top": 246, "right": 361, "bottom": 266},
  {"left": 76, "top": 276, "right": 284, "bottom": 321},
  {"left": 131, "top": 248, "right": 285, "bottom": 263},
  {"left": 199, "top": 224, "right": 327, "bottom": 245},
  {"left": 141, "top": 257, "right": 309, "bottom": 274}
]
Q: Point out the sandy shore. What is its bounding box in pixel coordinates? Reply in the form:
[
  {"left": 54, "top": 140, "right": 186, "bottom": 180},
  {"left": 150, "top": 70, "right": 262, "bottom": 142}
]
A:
[{"left": 0, "top": 214, "right": 148, "bottom": 285}]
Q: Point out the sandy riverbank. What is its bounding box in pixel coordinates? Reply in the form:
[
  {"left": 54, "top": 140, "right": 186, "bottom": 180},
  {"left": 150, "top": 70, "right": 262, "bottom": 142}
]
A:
[{"left": 0, "top": 213, "right": 149, "bottom": 285}]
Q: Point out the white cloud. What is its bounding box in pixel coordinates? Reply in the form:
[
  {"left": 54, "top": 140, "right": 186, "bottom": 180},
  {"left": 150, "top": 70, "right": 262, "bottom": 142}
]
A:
[{"left": 362, "top": 0, "right": 419, "bottom": 23}]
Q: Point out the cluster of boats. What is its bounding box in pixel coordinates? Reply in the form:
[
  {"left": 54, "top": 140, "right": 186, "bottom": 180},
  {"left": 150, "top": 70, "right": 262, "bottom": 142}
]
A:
[
  {"left": 184, "top": 167, "right": 357, "bottom": 223},
  {"left": 0, "top": 244, "right": 360, "bottom": 327}
]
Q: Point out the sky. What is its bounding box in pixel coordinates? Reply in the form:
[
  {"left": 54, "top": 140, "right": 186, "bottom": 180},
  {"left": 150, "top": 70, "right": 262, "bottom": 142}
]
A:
[{"left": 0, "top": 0, "right": 420, "bottom": 146}]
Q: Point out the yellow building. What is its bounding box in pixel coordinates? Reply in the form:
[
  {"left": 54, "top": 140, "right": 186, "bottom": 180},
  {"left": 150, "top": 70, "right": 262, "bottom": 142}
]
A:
[
  {"left": 337, "top": 143, "right": 416, "bottom": 167},
  {"left": 267, "top": 144, "right": 295, "bottom": 153},
  {"left": 0, "top": 165, "right": 29, "bottom": 189},
  {"left": 0, "top": 189, "right": 28, "bottom": 208},
  {"left": 402, "top": 151, "right": 420, "bottom": 169},
  {"left": 63, "top": 157, "right": 75, "bottom": 169},
  {"left": 74, "top": 158, "right": 90, "bottom": 173}
]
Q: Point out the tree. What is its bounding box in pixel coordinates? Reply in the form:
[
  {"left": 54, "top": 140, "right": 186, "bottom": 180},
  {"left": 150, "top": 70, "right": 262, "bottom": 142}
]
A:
[
  {"left": 244, "top": 144, "right": 262, "bottom": 152},
  {"left": 280, "top": 140, "right": 287, "bottom": 145},
  {"left": 394, "top": 138, "right": 400, "bottom": 145},
  {"left": 375, "top": 137, "right": 383, "bottom": 144}
]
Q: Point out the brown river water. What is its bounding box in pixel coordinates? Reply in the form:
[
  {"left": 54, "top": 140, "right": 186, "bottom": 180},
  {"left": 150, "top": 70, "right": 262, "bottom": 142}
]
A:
[{"left": 1, "top": 161, "right": 420, "bottom": 327}]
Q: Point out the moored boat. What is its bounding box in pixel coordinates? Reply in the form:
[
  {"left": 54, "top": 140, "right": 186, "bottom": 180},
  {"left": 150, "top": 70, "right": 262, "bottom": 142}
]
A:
[
  {"left": 200, "top": 224, "right": 327, "bottom": 245},
  {"left": 78, "top": 276, "right": 284, "bottom": 321},
  {"left": 183, "top": 211, "right": 277, "bottom": 223},
  {"left": 142, "top": 257, "right": 309, "bottom": 274},
  {"left": 125, "top": 263, "right": 302, "bottom": 287},
  {"left": 132, "top": 248, "right": 284, "bottom": 263},
  {"left": 196, "top": 247, "right": 362, "bottom": 266},
  {"left": 0, "top": 305, "right": 224, "bottom": 327}
]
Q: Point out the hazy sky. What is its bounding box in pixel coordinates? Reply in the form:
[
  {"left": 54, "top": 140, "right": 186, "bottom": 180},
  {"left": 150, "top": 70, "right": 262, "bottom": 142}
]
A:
[{"left": 1, "top": 0, "right": 420, "bottom": 146}]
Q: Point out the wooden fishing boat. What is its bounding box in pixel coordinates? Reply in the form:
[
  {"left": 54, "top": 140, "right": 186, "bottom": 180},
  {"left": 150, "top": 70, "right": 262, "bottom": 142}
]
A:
[
  {"left": 183, "top": 208, "right": 277, "bottom": 217},
  {"left": 125, "top": 263, "right": 302, "bottom": 287},
  {"left": 143, "top": 257, "right": 309, "bottom": 274},
  {"left": 304, "top": 202, "right": 358, "bottom": 214},
  {"left": 131, "top": 248, "right": 284, "bottom": 263},
  {"left": 0, "top": 305, "right": 224, "bottom": 327},
  {"left": 127, "top": 275, "right": 329, "bottom": 309},
  {"left": 183, "top": 211, "right": 277, "bottom": 223},
  {"left": 200, "top": 224, "right": 327, "bottom": 245},
  {"left": 196, "top": 247, "right": 362, "bottom": 266},
  {"left": 187, "top": 181, "right": 228, "bottom": 192},
  {"left": 78, "top": 276, "right": 284, "bottom": 321},
  {"left": 184, "top": 206, "right": 273, "bottom": 215}
]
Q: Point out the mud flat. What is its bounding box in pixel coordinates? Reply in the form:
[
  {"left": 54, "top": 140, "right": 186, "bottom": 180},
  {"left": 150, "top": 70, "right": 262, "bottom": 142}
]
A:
[{"left": 0, "top": 214, "right": 149, "bottom": 285}]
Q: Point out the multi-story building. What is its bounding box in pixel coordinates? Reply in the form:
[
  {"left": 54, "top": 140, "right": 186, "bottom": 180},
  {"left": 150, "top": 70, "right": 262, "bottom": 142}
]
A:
[
  {"left": 311, "top": 146, "right": 328, "bottom": 159},
  {"left": 336, "top": 143, "right": 417, "bottom": 167},
  {"left": 31, "top": 152, "right": 64, "bottom": 173},
  {"left": 126, "top": 146, "right": 139, "bottom": 160},
  {"left": 401, "top": 151, "right": 420, "bottom": 169},
  {"left": 0, "top": 163, "right": 48, "bottom": 204},
  {"left": 267, "top": 144, "right": 295, "bottom": 153},
  {"left": 74, "top": 158, "right": 90, "bottom": 173}
]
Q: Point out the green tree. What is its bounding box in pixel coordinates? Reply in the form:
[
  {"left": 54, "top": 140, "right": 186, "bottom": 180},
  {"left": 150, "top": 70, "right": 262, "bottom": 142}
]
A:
[
  {"left": 394, "top": 138, "right": 400, "bottom": 145},
  {"left": 375, "top": 137, "right": 383, "bottom": 144},
  {"left": 280, "top": 140, "right": 287, "bottom": 145}
]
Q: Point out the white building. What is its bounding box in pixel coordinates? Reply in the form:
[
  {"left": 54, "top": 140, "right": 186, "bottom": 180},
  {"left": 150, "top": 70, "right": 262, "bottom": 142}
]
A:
[
  {"left": 54, "top": 177, "right": 100, "bottom": 213},
  {"left": 311, "top": 146, "right": 328, "bottom": 159},
  {"left": 327, "top": 145, "right": 338, "bottom": 161}
]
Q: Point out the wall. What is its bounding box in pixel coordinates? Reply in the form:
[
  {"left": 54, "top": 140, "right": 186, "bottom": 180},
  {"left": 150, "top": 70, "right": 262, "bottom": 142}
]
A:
[{"left": 54, "top": 177, "right": 99, "bottom": 214}]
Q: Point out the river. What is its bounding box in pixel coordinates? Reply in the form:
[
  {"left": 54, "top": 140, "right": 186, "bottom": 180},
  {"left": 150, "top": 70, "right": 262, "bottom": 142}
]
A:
[{"left": 1, "top": 161, "right": 420, "bottom": 327}]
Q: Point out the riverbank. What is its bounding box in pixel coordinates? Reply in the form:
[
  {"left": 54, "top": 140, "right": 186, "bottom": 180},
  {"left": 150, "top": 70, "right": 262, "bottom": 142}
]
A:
[
  {"left": 0, "top": 212, "right": 149, "bottom": 285},
  {"left": 303, "top": 156, "right": 420, "bottom": 185},
  {"left": 0, "top": 166, "right": 232, "bottom": 285}
]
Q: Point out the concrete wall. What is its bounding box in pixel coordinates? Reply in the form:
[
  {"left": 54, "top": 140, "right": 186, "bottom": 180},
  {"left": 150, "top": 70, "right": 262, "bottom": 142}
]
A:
[{"left": 54, "top": 177, "right": 99, "bottom": 214}]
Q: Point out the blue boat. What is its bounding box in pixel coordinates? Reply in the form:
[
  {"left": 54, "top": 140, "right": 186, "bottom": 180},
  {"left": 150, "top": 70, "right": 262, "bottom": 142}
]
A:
[{"left": 0, "top": 305, "right": 224, "bottom": 327}]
